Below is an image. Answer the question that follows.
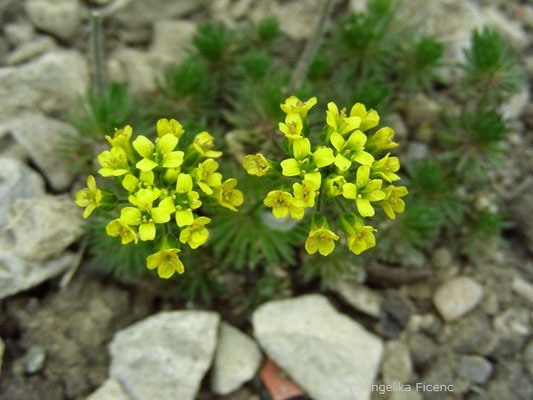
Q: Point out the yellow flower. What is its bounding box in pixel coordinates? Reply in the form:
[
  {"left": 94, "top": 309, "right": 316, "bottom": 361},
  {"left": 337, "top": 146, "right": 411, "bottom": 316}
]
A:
[
  {"left": 366, "top": 127, "right": 399, "bottom": 153},
  {"left": 179, "top": 216, "right": 211, "bottom": 249},
  {"left": 330, "top": 130, "right": 374, "bottom": 171},
  {"left": 157, "top": 118, "right": 184, "bottom": 139},
  {"left": 340, "top": 214, "right": 376, "bottom": 255},
  {"left": 120, "top": 188, "right": 174, "bottom": 241},
  {"left": 375, "top": 185, "right": 408, "bottom": 219},
  {"left": 324, "top": 175, "right": 347, "bottom": 197},
  {"left": 292, "top": 177, "right": 320, "bottom": 208},
  {"left": 132, "top": 134, "right": 184, "bottom": 172},
  {"left": 192, "top": 131, "right": 222, "bottom": 158},
  {"left": 371, "top": 153, "right": 400, "bottom": 182},
  {"left": 342, "top": 166, "right": 386, "bottom": 217},
  {"left": 105, "top": 219, "right": 138, "bottom": 244},
  {"left": 279, "top": 113, "right": 303, "bottom": 140},
  {"left": 326, "top": 102, "right": 361, "bottom": 135},
  {"left": 75, "top": 175, "right": 102, "bottom": 218},
  {"left": 280, "top": 96, "right": 317, "bottom": 118},
  {"left": 305, "top": 227, "right": 339, "bottom": 256},
  {"left": 174, "top": 173, "right": 202, "bottom": 227},
  {"left": 280, "top": 142, "right": 334, "bottom": 179},
  {"left": 121, "top": 171, "right": 154, "bottom": 193},
  {"left": 105, "top": 125, "right": 134, "bottom": 161},
  {"left": 213, "top": 178, "right": 243, "bottom": 211},
  {"left": 243, "top": 153, "right": 271, "bottom": 176},
  {"left": 263, "top": 190, "right": 304, "bottom": 220},
  {"left": 147, "top": 247, "right": 184, "bottom": 279},
  {"left": 349, "top": 103, "right": 380, "bottom": 132},
  {"left": 194, "top": 158, "right": 222, "bottom": 195},
  {"left": 98, "top": 146, "right": 130, "bottom": 177}
]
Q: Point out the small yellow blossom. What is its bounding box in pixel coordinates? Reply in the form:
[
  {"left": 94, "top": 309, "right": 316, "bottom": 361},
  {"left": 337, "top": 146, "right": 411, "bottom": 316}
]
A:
[
  {"left": 280, "top": 96, "right": 317, "bottom": 118},
  {"left": 349, "top": 103, "right": 380, "bottom": 132},
  {"left": 324, "top": 175, "right": 347, "bottom": 197},
  {"left": 375, "top": 185, "right": 408, "bottom": 219},
  {"left": 75, "top": 175, "right": 102, "bottom": 218},
  {"left": 157, "top": 118, "right": 184, "bottom": 139},
  {"left": 243, "top": 153, "right": 271, "bottom": 176},
  {"left": 105, "top": 125, "right": 134, "bottom": 161},
  {"left": 343, "top": 166, "right": 386, "bottom": 217},
  {"left": 105, "top": 219, "right": 138, "bottom": 244},
  {"left": 330, "top": 130, "right": 374, "bottom": 171},
  {"left": 147, "top": 247, "right": 184, "bottom": 278},
  {"left": 195, "top": 158, "right": 222, "bottom": 195},
  {"left": 326, "top": 102, "right": 361, "bottom": 135},
  {"left": 366, "top": 127, "right": 399, "bottom": 153},
  {"left": 122, "top": 171, "right": 154, "bottom": 193},
  {"left": 293, "top": 177, "right": 320, "bottom": 208},
  {"left": 371, "top": 153, "right": 400, "bottom": 182},
  {"left": 133, "top": 134, "right": 184, "bottom": 172},
  {"left": 305, "top": 227, "right": 339, "bottom": 256},
  {"left": 279, "top": 113, "right": 303, "bottom": 140},
  {"left": 264, "top": 190, "right": 304, "bottom": 220},
  {"left": 98, "top": 146, "right": 130, "bottom": 177},
  {"left": 193, "top": 131, "right": 223, "bottom": 158},
  {"left": 179, "top": 216, "right": 211, "bottom": 249},
  {"left": 174, "top": 173, "right": 202, "bottom": 227},
  {"left": 213, "top": 178, "right": 243, "bottom": 211}
]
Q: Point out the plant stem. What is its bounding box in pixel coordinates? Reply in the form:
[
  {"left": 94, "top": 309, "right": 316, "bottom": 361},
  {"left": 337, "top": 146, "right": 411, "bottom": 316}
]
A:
[
  {"left": 316, "top": 189, "right": 323, "bottom": 211},
  {"left": 287, "top": 0, "right": 334, "bottom": 94},
  {"left": 91, "top": 9, "right": 106, "bottom": 96},
  {"left": 335, "top": 196, "right": 349, "bottom": 213}
]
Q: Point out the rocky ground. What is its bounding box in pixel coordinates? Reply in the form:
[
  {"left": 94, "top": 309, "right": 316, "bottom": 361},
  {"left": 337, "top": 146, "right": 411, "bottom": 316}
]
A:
[{"left": 1, "top": 0, "right": 533, "bottom": 400}]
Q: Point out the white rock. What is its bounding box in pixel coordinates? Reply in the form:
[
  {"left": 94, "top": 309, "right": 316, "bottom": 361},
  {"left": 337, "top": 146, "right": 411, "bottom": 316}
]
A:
[
  {"left": 0, "top": 337, "right": 4, "bottom": 374},
  {"left": 7, "top": 195, "right": 83, "bottom": 261},
  {"left": 5, "top": 36, "right": 56, "bottom": 66},
  {"left": 458, "top": 355, "right": 492, "bottom": 384},
  {"left": 433, "top": 277, "right": 484, "bottom": 321},
  {"left": 87, "top": 379, "right": 132, "bottom": 400},
  {"left": 0, "top": 157, "right": 45, "bottom": 223},
  {"left": 109, "top": 311, "right": 220, "bottom": 400},
  {"left": 111, "top": 0, "right": 206, "bottom": 27},
  {"left": 4, "top": 23, "right": 36, "bottom": 46},
  {"left": 1, "top": 113, "right": 76, "bottom": 190},
  {"left": 0, "top": 51, "right": 89, "bottom": 120},
  {"left": 382, "top": 340, "right": 413, "bottom": 384},
  {"left": 512, "top": 276, "right": 533, "bottom": 303},
  {"left": 107, "top": 48, "right": 156, "bottom": 93},
  {"left": 482, "top": 7, "right": 529, "bottom": 50},
  {"left": 493, "top": 308, "right": 531, "bottom": 337},
  {"left": 150, "top": 20, "right": 196, "bottom": 66},
  {"left": 211, "top": 322, "right": 263, "bottom": 395},
  {"left": 0, "top": 250, "right": 77, "bottom": 300},
  {"left": 25, "top": 0, "right": 84, "bottom": 41},
  {"left": 253, "top": 294, "right": 383, "bottom": 400},
  {"left": 332, "top": 279, "right": 382, "bottom": 318}
]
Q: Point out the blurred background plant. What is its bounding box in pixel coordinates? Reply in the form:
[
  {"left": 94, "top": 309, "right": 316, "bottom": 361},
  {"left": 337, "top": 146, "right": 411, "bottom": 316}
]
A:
[{"left": 66, "top": 0, "right": 523, "bottom": 309}]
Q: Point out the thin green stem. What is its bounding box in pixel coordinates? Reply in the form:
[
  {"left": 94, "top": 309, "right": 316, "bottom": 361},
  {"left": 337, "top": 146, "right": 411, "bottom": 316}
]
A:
[
  {"left": 316, "top": 189, "right": 323, "bottom": 211},
  {"left": 90, "top": 9, "right": 105, "bottom": 96},
  {"left": 334, "top": 196, "right": 349, "bottom": 213}
]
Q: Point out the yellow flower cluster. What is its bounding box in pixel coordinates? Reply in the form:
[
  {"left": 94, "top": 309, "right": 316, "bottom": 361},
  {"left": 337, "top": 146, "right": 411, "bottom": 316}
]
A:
[
  {"left": 243, "top": 96, "right": 407, "bottom": 257},
  {"left": 75, "top": 119, "right": 243, "bottom": 278}
]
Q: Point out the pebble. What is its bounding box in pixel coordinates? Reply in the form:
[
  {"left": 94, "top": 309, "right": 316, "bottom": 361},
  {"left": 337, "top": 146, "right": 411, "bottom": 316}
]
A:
[{"left": 433, "top": 277, "right": 484, "bottom": 321}]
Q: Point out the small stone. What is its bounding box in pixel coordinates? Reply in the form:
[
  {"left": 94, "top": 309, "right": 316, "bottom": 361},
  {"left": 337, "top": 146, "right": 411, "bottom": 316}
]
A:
[
  {"left": 431, "top": 248, "right": 453, "bottom": 269},
  {"left": 512, "top": 276, "right": 533, "bottom": 303},
  {"left": 433, "top": 277, "right": 484, "bottom": 321},
  {"left": 25, "top": 0, "right": 84, "bottom": 41},
  {"left": 379, "top": 292, "right": 416, "bottom": 338},
  {"left": 5, "top": 36, "right": 56, "bottom": 65},
  {"left": 150, "top": 20, "right": 196, "bottom": 66},
  {"left": 211, "top": 322, "right": 262, "bottom": 395},
  {"left": 458, "top": 355, "right": 492, "bottom": 384},
  {"left": 407, "top": 333, "right": 437, "bottom": 368},
  {"left": 107, "top": 48, "right": 156, "bottom": 93},
  {"left": 420, "top": 355, "right": 454, "bottom": 400},
  {"left": 1, "top": 113, "right": 77, "bottom": 190},
  {"left": 7, "top": 195, "right": 83, "bottom": 261},
  {"left": 331, "top": 279, "right": 383, "bottom": 318},
  {"left": 448, "top": 313, "right": 499, "bottom": 355},
  {"left": 493, "top": 308, "right": 531, "bottom": 337},
  {"left": 87, "top": 379, "right": 131, "bottom": 400},
  {"left": 112, "top": 0, "right": 206, "bottom": 27},
  {"left": 24, "top": 345, "right": 46, "bottom": 374},
  {"left": 253, "top": 295, "right": 383, "bottom": 400},
  {"left": 0, "top": 157, "right": 45, "bottom": 223},
  {"left": 109, "top": 311, "right": 220, "bottom": 400},
  {"left": 4, "top": 23, "right": 35, "bottom": 46},
  {"left": 382, "top": 340, "right": 413, "bottom": 384}
]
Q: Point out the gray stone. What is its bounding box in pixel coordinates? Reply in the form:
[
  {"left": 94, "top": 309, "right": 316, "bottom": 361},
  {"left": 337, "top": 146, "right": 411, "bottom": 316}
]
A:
[
  {"left": 112, "top": 0, "right": 206, "bottom": 27},
  {"left": 0, "top": 51, "right": 89, "bottom": 120},
  {"left": 405, "top": 142, "right": 429, "bottom": 161},
  {"left": 420, "top": 355, "right": 454, "bottom": 400},
  {"left": 381, "top": 340, "right": 412, "bottom": 384},
  {"left": 211, "top": 322, "right": 262, "bottom": 395},
  {"left": 0, "top": 251, "right": 77, "bottom": 300},
  {"left": 512, "top": 276, "right": 533, "bottom": 303},
  {"left": 253, "top": 294, "right": 383, "bottom": 400},
  {"left": 25, "top": 0, "right": 84, "bottom": 41},
  {"left": 332, "top": 279, "right": 382, "bottom": 318},
  {"left": 0, "top": 157, "right": 45, "bottom": 223},
  {"left": 109, "top": 311, "right": 220, "bottom": 400},
  {"left": 448, "top": 313, "right": 499, "bottom": 355},
  {"left": 7, "top": 195, "right": 83, "bottom": 261},
  {"left": 433, "top": 277, "right": 484, "bottom": 321},
  {"left": 458, "top": 355, "right": 492, "bottom": 384},
  {"left": 407, "top": 333, "right": 437, "bottom": 368},
  {"left": 87, "top": 379, "right": 132, "bottom": 400},
  {"left": 379, "top": 292, "right": 416, "bottom": 339},
  {"left": 482, "top": 7, "right": 529, "bottom": 50},
  {"left": 493, "top": 308, "right": 531, "bottom": 338},
  {"left": 0, "top": 337, "right": 4, "bottom": 374},
  {"left": 23, "top": 345, "right": 47, "bottom": 374},
  {"left": 4, "top": 23, "right": 35, "bottom": 46},
  {"left": 1, "top": 113, "right": 77, "bottom": 190},
  {"left": 431, "top": 247, "right": 453, "bottom": 269},
  {"left": 5, "top": 36, "right": 56, "bottom": 65},
  {"left": 150, "top": 20, "right": 196, "bottom": 66},
  {"left": 107, "top": 48, "right": 156, "bottom": 93}
]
